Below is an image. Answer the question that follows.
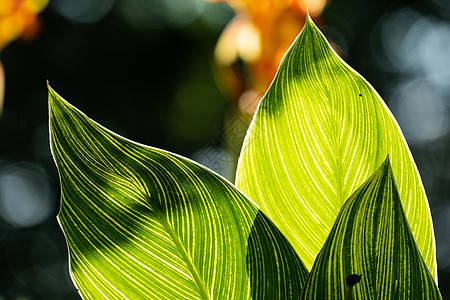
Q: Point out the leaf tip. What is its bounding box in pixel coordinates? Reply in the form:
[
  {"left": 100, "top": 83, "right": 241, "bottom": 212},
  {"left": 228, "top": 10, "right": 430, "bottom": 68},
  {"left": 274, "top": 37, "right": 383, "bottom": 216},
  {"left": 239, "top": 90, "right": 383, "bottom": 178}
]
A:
[
  {"left": 47, "top": 82, "right": 57, "bottom": 106},
  {"left": 300, "top": 12, "right": 323, "bottom": 44},
  {"left": 305, "top": 9, "right": 312, "bottom": 21},
  {"left": 367, "top": 155, "right": 394, "bottom": 187},
  {"left": 304, "top": 12, "right": 315, "bottom": 29},
  {"left": 47, "top": 85, "right": 71, "bottom": 115},
  {"left": 379, "top": 154, "right": 391, "bottom": 172},
  {"left": 47, "top": 86, "right": 74, "bottom": 131}
]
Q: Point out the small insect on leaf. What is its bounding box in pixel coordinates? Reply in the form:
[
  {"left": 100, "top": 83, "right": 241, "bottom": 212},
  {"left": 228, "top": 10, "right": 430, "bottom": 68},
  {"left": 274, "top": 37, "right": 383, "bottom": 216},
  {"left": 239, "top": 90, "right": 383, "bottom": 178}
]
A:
[
  {"left": 345, "top": 274, "right": 363, "bottom": 300},
  {"left": 346, "top": 274, "right": 362, "bottom": 287}
]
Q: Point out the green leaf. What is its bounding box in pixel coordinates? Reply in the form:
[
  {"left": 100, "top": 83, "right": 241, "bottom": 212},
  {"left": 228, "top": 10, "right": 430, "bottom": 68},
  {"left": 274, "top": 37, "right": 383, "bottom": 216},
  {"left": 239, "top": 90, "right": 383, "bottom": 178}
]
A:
[
  {"left": 235, "top": 15, "right": 436, "bottom": 279},
  {"left": 48, "top": 86, "right": 308, "bottom": 299},
  {"left": 299, "top": 158, "right": 442, "bottom": 299}
]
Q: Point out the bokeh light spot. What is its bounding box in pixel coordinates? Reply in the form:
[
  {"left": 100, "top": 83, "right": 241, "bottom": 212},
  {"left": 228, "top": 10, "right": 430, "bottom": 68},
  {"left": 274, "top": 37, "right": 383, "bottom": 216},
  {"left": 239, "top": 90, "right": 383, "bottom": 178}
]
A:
[
  {"left": 117, "top": 0, "right": 213, "bottom": 29},
  {"left": 0, "top": 161, "right": 53, "bottom": 228},
  {"left": 162, "top": 0, "right": 204, "bottom": 27},
  {"left": 295, "top": 0, "right": 327, "bottom": 17},
  {"left": 390, "top": 80, "right": 449, "bottom": 146},
  {"left": 432, "top": 204, "right": 450, "bottom": 269},
  {"left": 236, "top": 20, "right": 261, "bottom": 63},
  {"left": 51, "top": 0, "right": 114, "bottom": 24},
  {"left": 377, "top": 8, "right": 423, "bottom": 73},
  {"left": 375, "top": 8, "right": 450, "bottom": 92}
]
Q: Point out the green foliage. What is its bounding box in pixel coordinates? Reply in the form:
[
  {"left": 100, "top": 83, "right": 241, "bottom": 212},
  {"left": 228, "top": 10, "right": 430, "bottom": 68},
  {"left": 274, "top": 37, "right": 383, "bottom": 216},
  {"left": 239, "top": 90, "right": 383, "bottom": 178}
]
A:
[
  {"left": 236, "top": 15, "right": 436, "bottom": 278},
  {"left": 49, "top": 15, "right": 441, "bottom": 299},
  {"left": 49, "top": 87, "right": 308, "bottom": 299},
  {"left": 299, "top": 158, "right": 441, "bottom": 299}
]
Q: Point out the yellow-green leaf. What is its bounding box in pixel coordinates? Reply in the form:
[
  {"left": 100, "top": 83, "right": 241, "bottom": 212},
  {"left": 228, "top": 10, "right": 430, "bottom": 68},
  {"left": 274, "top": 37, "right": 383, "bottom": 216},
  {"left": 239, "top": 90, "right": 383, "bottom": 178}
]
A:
[
  {"left": 235, "top": 15, "right": 436, "bottom": 279},
  {"left": 49, "top": 86, "right": 308, "bottom": 299},
  {"left": 299, "top": 158, "right": 442, "bottom": 299}
]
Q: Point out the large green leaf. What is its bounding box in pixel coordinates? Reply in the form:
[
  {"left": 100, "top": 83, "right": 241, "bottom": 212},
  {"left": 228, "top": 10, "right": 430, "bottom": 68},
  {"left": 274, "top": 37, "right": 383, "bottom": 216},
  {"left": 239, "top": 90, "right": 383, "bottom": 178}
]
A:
[
  {"left": 235, "top": 15, "right": 436, "bottom": 278},
  {"left": 300, "top": 158, "right": 441, "bottom": 299},
  {"left": 48, "top": 86, "right": 308, "bottom": 299}
]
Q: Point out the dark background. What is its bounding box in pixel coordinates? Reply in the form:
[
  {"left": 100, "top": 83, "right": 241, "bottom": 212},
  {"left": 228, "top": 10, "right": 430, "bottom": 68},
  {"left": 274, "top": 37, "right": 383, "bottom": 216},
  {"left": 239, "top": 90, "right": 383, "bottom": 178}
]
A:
[{"left": 1, "top": 0, "right": 449, "bottom": 299}]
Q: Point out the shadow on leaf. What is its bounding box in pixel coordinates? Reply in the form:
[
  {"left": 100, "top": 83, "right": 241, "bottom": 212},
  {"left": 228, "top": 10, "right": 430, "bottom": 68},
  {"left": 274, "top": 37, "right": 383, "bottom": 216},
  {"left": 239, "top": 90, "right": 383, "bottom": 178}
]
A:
[{"left": 247, "top": 210, "right": 309, "bottom": 299}]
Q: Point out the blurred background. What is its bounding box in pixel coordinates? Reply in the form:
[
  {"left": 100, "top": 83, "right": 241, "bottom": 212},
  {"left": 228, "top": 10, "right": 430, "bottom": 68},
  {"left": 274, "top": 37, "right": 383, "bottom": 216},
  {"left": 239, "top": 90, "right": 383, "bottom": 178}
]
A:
[{"left": 1, "top": 0, "right": 450, "bottom": 298}]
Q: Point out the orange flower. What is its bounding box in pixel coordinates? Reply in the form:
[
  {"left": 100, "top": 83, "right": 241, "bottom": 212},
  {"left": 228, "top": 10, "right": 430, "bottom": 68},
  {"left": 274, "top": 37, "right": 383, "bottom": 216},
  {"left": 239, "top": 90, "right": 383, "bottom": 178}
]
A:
[
  {"left": 212, "top": 0, "right": 327, "bottom": 114},
  {"left": 0, "top": 0, "right": 48, "bottom": 51},
  {"left": 0, "top": 0, "right": 48, "bottom": 115}
]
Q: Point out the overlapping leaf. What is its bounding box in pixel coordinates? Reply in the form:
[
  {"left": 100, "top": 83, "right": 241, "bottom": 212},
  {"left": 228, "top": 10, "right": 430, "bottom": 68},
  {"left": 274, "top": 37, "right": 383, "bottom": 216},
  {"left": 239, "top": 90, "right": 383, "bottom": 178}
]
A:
[
  {"left": 300, "top": 158, "right": 441, "bottom": 299},
  {"left": 49, "top": 86, "right": 308, "bottom": 299},
  {"left": 235, "top": 15, "right": 436, "bottom": 278}
]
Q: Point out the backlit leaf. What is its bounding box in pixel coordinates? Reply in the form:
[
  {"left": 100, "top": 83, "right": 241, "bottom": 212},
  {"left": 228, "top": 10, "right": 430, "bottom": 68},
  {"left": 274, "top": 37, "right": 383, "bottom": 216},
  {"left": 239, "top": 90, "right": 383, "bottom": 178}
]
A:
[
  {"left": 49, "top": 86, "right": 308, "bottom": 299},
  {"left": 235, "top": 15, "right": 436, "bottom": 279},
  {"left": 299, "top": 158, "right": 442, "bottom": 299}
]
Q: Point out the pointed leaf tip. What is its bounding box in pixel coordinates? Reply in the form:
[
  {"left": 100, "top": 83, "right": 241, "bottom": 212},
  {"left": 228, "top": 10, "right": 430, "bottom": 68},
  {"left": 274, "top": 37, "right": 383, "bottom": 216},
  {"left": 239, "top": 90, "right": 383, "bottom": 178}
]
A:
[
  {"left": 303, "top": 13, "right": 317, "bottom": 33},
  {"left": 47, "top": 84, "right": 60, "bottom": 108},
  {"left": 377, "top": 155, "right": 391, "bottom": 174},
  {"left": 305, "top": 12, "right": 314, "bottom": 24},
  {"left": 299, "top": 164, "right": 442, "bottom": 299},
  {"left": 236, "top": 6, "right": 437, "bottom": 278},
  {"left": 50, "top": 89, "right": 309, "bottom": 299}
]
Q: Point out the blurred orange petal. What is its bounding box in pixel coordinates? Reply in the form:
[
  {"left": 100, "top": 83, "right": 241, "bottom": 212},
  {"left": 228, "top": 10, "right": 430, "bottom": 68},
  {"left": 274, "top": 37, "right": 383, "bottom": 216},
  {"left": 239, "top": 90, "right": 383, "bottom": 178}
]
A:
[
  {"left": 0, "top": 0, "right": 48, "bottom": 51},
  {"left": 210, "top": 0, "right": 328, "bottom": 114},
  {"left": 0, "top": 61, "right": 4, "bottom": 116},
  {"left": 294, "top": 0, "right": 327, "bottom": 16}
]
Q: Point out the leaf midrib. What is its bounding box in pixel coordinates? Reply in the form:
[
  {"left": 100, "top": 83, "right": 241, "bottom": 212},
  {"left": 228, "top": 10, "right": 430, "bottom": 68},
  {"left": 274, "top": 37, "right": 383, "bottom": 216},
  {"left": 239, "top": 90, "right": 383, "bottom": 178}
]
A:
[
  {"left": 155, "top": 211, "right": 211, "bottom": 300},
  {"left": 300, "top": 29, "right": 346, "bottom": 210}
]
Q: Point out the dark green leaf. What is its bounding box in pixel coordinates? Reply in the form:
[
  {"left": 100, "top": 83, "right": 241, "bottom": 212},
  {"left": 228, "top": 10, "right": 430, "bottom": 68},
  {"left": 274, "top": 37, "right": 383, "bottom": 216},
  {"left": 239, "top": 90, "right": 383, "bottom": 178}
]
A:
[
  {"left": 299, "top": 158, "right": 442, "bottom": 299},
  {"left": 49, "top": 86, "right": 308, "bottom": 299}
]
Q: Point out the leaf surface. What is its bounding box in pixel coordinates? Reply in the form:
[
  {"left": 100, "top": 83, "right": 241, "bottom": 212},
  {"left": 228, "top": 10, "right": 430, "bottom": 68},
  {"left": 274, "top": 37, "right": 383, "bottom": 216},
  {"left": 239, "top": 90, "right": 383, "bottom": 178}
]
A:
[
  {"left": 49, "top": 87, "right": 308, "bottom": 299},
  {"left": 235, "top": 15, "right": 436, "bottom": 278},
  {"left": 300, "top": 158, "right": 442, "bottom": 299}
]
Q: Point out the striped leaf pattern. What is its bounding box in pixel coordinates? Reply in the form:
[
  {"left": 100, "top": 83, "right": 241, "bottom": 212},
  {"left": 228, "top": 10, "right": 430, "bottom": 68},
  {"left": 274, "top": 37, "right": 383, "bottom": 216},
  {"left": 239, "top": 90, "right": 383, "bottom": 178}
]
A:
[
  {"left": 49, "top": 87, "right": 308, "bottom": 299},
  {"left": 235, "top": 15, "right": 436, "bottom": 279},
  {"left": 299, "top": 158, "right": 442, "bottom": 299}
]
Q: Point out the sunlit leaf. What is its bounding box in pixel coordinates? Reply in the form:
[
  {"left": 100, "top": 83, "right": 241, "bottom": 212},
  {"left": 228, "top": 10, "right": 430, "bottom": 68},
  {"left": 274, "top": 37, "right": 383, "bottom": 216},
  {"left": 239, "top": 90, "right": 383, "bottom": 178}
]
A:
[
  {"left": 48, "top": 86, "right": 308, "bottom": 299},
  {"left": 235, "top": 15, "right": 436, "bottom": 279},
  {"left": 299, "top": 158, "right": 442, "bottom": 299}
]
